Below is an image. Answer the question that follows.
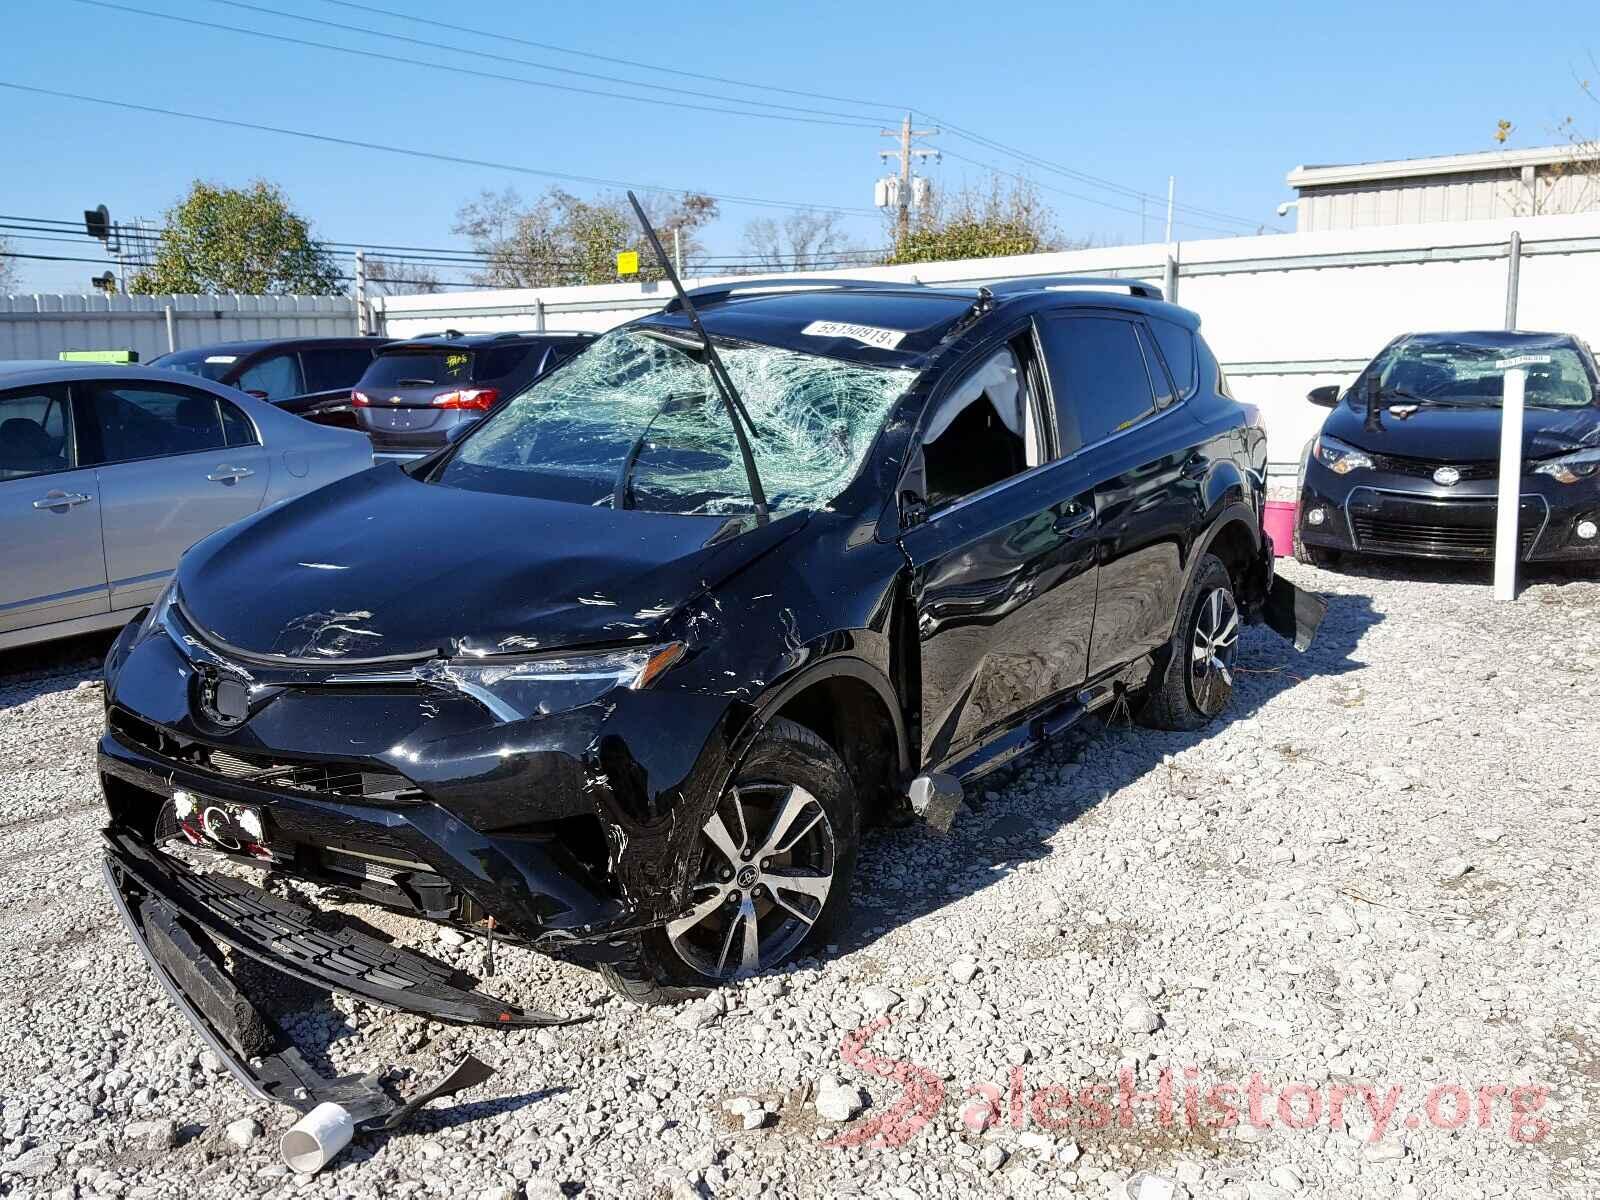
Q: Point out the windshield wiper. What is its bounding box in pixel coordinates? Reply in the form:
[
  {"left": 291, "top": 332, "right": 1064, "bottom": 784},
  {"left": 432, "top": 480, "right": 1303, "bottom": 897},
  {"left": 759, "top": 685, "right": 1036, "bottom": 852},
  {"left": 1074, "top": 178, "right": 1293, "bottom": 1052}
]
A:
[{"left": 627, "top": 191, "right": 769, "bottom": 524}]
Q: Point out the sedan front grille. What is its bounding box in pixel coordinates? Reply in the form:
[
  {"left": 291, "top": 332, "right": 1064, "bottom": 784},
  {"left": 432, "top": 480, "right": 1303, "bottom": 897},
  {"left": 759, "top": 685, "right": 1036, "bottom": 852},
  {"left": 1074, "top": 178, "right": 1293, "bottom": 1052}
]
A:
[{"left": 1367, "top": 451, "right": 1497, "bottom": 482}]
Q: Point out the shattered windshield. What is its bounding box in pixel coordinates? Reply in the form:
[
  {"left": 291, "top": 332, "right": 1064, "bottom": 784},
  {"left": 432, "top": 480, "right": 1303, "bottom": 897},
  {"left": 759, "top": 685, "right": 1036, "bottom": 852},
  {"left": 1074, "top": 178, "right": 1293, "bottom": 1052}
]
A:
[
  {"left": 436, "top": 328, "right": 915, "bottom": 513},
  {"left": 1359, "top": 339, "right": 1596, "bottom": 409}
]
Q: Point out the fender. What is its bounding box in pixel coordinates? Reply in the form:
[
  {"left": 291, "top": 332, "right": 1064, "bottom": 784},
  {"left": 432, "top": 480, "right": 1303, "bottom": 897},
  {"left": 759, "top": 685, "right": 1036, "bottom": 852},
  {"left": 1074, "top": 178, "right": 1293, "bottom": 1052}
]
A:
[
  {"left": 1174, "top": 499, "right": 1267, "bottom": 622},
  {"left": 740, "top": 654, "right": 912, "bottom": 779}
]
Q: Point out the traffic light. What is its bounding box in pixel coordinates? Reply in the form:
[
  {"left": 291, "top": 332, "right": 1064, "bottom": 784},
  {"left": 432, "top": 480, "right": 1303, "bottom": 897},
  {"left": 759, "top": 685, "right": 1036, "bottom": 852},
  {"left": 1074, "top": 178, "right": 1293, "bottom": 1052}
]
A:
[
  {"left": 84, "top": 205, "right": 112, "bottom": 242},
  {"left": 90, "top": 271, "right": 116, "bottom": 294}
]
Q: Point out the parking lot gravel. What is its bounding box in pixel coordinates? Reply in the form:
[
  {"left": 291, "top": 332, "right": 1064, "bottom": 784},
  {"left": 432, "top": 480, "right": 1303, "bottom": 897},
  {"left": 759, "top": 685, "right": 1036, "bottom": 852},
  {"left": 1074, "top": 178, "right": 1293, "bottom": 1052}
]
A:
[{"left": 1, "top": 559, "right": 1596, "bottom": 1200}]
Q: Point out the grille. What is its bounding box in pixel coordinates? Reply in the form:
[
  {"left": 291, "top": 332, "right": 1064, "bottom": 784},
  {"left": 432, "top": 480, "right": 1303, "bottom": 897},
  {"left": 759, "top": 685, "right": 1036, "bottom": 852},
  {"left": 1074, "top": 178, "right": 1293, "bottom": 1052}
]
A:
[
  {"left": 1367, "top": 451, "right": 1497, "bottom": 482},
  {"left": 1351, "top": 518, "right": 1537, "bottom": 559},
  {"left": 110, "top": 708, "right": 420, "bottom": 803}
]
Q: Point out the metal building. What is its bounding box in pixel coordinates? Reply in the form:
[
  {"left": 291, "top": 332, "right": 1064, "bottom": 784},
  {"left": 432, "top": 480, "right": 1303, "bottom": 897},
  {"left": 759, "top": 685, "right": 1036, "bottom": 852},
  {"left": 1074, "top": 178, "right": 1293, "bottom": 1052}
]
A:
[{"left": 1284, "top": 145, "right": 1598, "bottom": 232}]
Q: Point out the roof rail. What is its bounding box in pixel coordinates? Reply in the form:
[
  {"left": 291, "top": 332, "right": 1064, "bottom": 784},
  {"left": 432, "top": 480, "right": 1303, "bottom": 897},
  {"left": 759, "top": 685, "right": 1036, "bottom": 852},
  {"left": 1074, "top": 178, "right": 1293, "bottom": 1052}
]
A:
[
  {"left": 982, "top": 275, "right": 1164, "bottom": 301},
  {"left": 664, "top": 277, "right": 920, "bottom": 313}
]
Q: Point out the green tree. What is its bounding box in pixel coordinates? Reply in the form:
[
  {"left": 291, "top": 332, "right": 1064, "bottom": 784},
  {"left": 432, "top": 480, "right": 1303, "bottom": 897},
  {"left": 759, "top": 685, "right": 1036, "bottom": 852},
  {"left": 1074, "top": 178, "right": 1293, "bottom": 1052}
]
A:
[
  {"left": 130, "top": 180, "right": 342, "bottom": 295},
  {"left": 887, "top": 176, "right": 1073, "bottom": 265},
  {"left": 453, "top": 187, "right": 719, "bottom": 286}
]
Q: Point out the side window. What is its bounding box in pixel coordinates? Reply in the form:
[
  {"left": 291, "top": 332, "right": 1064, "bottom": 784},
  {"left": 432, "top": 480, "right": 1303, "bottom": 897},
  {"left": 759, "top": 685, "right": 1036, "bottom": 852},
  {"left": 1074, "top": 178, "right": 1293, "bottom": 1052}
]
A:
[
  {"left": 235, "top": 353, "right": 303, "bottom": 401},
  {"left": 920, "top": 340, "right": 1046, "bottom": 511},
  {"left": 219, "top": 399, "right": 259, "bottom": 447},
  {"left": 300, "top": 347, "right": 377, "bottom": 393},
  {"left": 1150, "top": 318, "right": 1198, "bottom": 401},
  {"left": 0, "top": 384, "right": 72, "bottom": 481},
  {"left": 1037, "top": 316, "right": 1158, "bottom": 447},
  {"left": 79, "top": 383, "right": 227, "bottom": 465}
]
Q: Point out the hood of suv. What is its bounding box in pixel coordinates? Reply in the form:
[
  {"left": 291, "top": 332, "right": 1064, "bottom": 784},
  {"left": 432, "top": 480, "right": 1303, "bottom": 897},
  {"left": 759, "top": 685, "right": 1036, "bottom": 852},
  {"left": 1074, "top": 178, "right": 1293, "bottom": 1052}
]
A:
[
  {"left": 1324, "top": 398, "right": 1600, "bottom": 462},
  {"left": 177, "top": 465, "right": 805, "bottom": 662}
]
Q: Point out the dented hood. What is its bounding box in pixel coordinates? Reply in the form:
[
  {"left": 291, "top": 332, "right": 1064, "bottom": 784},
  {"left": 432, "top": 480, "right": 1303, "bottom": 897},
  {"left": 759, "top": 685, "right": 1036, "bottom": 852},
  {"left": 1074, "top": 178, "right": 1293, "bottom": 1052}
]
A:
[
  {"left": 1325, "top": 397, "right": 1600, "bottom": 462},
  {"left": 177, "top": 465, "right": 805, "bottom": 661}
]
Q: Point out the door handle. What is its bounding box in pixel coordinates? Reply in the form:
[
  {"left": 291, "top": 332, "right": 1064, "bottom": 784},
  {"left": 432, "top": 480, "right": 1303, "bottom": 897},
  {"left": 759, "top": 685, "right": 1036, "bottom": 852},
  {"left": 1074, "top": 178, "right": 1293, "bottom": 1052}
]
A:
[
  {"left": 207, "top": 465, "right": 255, "bottom": 483},
  {"left": 33, "top": 491, "right": 92, "bottom": 510},
  {"left": 1052, "top": 506, "right": 1095, "bottom": 537},
  {"left": 1180, "top": 455, "right": 1210, "bottom": 480}
]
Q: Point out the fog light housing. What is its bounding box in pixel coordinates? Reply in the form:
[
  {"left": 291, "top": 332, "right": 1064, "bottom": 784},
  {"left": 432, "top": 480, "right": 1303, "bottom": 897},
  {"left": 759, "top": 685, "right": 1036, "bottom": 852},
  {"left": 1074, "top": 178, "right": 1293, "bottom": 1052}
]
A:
[
  {"left": 1577, "top": 519, "right": 1598, "bottom": 541},
  {"left": 1307, "top": 506, "right": 1327, "bottom": 527}
]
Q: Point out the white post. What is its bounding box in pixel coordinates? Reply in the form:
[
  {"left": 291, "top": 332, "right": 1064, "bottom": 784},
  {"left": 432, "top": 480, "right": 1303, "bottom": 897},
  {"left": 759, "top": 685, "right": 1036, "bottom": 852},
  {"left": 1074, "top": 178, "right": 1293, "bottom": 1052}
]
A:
[
  {"left": 673, "top": 228, "right": 683, "bottom": 278},
  {"left": 1492, "top": 354, "right": 1546, "bottom": 601},
  {"left": 1164, "top": 176, "right": 1175, "bottom": 244},
  {"left": 353, "top": 250, "right": 369, "bottom": 335}
]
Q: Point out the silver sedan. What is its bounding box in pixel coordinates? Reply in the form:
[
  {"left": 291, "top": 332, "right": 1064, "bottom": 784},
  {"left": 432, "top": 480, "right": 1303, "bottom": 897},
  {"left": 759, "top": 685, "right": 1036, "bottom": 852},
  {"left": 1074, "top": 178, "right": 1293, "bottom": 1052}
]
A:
[{"left": 1, "top": 360, "right": 374, "bottom": 652}]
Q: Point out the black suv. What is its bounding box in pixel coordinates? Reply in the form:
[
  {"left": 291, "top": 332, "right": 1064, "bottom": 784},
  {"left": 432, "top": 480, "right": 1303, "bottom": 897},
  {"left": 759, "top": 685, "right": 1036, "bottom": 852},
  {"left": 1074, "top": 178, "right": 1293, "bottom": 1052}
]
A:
[
  {"left": 150, "top": 337, "right": 390, "bottom": 429},
  {"left": 1295, "top": 330, "right": 1600, "bottom": 567},
  {"left": 99, "top": 277, "right": 1319, "bottom": 1097},
  {"left": 353, "top": 330, "right": 596, "bottom": 459}
]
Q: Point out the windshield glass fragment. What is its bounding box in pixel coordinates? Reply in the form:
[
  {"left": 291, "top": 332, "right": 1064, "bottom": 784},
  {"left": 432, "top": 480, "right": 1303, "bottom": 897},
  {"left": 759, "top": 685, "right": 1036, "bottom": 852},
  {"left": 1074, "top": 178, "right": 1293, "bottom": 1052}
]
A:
[{"left": 436, "top": 329, "right": 914, "bottom": 514}]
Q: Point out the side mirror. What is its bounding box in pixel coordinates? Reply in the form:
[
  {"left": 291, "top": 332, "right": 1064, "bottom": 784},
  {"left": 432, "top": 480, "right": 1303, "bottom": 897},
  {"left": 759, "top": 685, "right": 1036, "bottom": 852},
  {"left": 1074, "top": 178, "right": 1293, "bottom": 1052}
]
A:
[{"left": 1306, "top": 384, "right": 1340, "bottom": 408}]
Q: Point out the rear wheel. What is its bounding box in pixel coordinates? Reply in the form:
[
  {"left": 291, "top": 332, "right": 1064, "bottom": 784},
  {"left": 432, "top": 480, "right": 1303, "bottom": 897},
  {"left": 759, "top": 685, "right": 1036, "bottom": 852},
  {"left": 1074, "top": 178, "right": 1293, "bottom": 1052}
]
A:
[
  {"left": 1137, "top": 554, "right": 1240, "bottom": 731},
  {"left": 599, "top": 718, "right": 858, "bottom": 1005}
]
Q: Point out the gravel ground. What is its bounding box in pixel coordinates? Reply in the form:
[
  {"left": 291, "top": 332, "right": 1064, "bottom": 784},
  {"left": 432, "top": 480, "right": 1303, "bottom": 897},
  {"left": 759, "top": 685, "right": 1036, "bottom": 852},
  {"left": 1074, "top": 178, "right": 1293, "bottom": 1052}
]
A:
[{"left": 1, "top": 559, "right": 1597, "bottom": 1200}]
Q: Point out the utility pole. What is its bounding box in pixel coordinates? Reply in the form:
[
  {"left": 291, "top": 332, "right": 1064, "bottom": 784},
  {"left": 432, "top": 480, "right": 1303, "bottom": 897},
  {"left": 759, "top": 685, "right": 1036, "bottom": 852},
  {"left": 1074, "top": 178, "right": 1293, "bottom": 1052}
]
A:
[
  {"left": 879, "top": 112, "right": 940, "bottom": 244},
  {"left": 354, "top": 249, "right": 370, "bottom": 335},
  {"left": 674, "top": 227, "right": 683, "bottom": 279},
  {"left": 1164, "top": 176, "right": 1175, "bottom": 244}
]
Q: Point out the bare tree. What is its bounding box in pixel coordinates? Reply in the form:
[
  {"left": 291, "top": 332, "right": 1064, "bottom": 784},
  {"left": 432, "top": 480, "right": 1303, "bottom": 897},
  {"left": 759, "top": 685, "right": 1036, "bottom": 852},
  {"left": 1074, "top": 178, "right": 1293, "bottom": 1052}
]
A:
[
  {"left": 1498, "top": 62, "right": 1600, "bottom": 214},
  {"left": 740, "top": 209, "right": 873, "bottom": 272},
  {"left": 364, "top": 256, "right": 442, "bottom": 296},
  {"left": 0, "top": 236, "right": 21, "bottom": 294}
]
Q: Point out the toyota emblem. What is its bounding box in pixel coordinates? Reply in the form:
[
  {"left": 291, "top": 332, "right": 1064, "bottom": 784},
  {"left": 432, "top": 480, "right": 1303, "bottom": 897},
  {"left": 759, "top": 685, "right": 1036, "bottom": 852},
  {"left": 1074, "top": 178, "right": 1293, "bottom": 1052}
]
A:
[{"left": 1432, "top": 466, "right": 1461, "bottom": 486}]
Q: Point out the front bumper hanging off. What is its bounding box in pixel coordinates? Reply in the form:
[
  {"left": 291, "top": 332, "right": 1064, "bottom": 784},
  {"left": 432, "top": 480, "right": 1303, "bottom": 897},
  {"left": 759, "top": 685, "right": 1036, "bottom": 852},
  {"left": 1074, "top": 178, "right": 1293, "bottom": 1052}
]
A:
[{"left": 103, "top": 829, "right": 575, "bottom": 1130}]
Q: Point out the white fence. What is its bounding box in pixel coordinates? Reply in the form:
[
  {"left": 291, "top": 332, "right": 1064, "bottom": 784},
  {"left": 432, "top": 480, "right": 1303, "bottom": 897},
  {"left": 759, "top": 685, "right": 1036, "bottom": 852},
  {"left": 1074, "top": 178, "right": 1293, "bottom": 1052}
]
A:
[
  {"left": 0, "top": 293, "right": 357, "bottom": 364},
  {"left": 375, "top": 212, "right": 1600, "bottom": 474}
]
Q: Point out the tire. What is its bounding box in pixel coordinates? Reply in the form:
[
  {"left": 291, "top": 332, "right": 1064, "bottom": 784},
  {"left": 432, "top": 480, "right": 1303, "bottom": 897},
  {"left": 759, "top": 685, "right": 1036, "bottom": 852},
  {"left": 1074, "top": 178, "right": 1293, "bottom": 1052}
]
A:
[
  {"left": 1137, "top": 553, "right": 1241, "bottom": 732},
  {"left": 1292, "top": 524, "right": 1340, "bottom": 568},
  {"left": 599, "top": 717, "right": 859, "bottom": 1005}
]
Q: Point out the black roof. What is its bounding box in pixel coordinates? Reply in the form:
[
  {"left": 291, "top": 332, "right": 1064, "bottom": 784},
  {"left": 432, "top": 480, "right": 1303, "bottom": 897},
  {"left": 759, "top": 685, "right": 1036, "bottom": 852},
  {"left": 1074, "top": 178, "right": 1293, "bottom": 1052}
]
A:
[
  {"left": 383, "top": 329, "right": 598, "bottom": 352},
  {"left": 153, "top": 335, "right": 391, "bottom": 360}
]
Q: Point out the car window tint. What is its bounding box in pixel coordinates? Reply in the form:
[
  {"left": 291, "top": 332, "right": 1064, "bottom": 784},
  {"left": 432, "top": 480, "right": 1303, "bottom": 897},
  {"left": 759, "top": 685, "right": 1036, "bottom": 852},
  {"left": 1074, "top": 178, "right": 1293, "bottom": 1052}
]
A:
[
  {"left": 1038, "top": 316, "right": 1158, "bottom": 446},
  {"left": 81, "top": 384, "right": 227, "bottom": 465},
  {"left": 301, "top": 346, "right": 377, "bottom": 393},
  {"left": 920, "top": 343, "right": 1039, "bottom": 510},
  {"left": 219, "top": 398, "right": 259, "bottom": 447},
  {"left": 475, "top": 345, "right": 536, "bottom": 380},
  {"left": 1137, "top": 324, "right": 1176, "bottom": 408},
  {"left": 1149, "top": 319, "right": 1198, "bottom": 401},
  {"left": 235, "top": 353, "right": 303, "bottom": 401},
  {"left": 0, "top": 384, "right": 72, "bottom": 480}
]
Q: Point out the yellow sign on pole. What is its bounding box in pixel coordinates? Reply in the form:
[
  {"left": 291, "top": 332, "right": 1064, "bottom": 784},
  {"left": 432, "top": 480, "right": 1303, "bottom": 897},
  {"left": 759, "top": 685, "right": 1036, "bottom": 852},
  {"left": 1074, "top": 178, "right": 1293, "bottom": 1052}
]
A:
[{"left": 616, "top": 250, "right": 639, "bottom": 277}]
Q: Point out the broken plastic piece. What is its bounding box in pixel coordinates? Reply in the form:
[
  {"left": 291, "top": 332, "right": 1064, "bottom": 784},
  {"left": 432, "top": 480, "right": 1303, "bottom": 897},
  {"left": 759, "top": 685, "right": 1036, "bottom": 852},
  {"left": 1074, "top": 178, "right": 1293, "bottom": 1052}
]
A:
[
  {"left": 907, "top": 772, "right": 964, "bottom": 833},
  {"left": 1263, "top": 576, "right": 1328, "bottom": 652}
]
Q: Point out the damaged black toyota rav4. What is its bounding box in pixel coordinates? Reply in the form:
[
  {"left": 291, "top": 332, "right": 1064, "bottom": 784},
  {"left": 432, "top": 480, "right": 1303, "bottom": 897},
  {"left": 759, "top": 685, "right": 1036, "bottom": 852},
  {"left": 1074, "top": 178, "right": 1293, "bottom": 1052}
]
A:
[{"left": 99, "top": 266, "right": 1319, "bottom": 1082}]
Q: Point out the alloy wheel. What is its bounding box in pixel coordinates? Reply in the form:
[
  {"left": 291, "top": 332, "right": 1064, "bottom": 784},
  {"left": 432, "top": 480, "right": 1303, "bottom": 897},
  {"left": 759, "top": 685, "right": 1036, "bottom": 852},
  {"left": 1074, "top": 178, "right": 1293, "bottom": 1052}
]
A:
[
  {"left": 666, "top": 782, "right": 836, "bottom": 981},
  {"left": 1189, "top": 586, "right": 1239, "bottom": 716}
]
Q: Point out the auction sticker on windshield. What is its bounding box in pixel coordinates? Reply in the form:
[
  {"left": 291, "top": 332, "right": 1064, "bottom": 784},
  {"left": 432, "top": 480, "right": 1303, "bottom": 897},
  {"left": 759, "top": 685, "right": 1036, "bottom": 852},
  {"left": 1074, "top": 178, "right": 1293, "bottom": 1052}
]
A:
[{"left": 802, "top": 320, "right": 908, "bottom": 350}]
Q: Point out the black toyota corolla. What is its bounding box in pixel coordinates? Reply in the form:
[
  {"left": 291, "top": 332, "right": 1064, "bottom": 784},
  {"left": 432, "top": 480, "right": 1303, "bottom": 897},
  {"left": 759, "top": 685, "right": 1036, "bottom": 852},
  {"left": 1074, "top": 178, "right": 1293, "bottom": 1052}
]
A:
[
  {"left": 99, "top": 275, "right": 1319, "bottom": 1080},
  {"left": 1295, "top": 330, "right": 1600, "bottom": 568}
]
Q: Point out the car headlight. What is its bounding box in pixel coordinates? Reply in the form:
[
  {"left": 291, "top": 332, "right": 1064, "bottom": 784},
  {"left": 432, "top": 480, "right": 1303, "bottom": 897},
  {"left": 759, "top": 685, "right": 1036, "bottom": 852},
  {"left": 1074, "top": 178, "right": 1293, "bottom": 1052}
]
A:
[
  {"left": 416, "top": 643, "right": 685, "bottom": 722},
  {"left": 1312, "top": 434, "right": 1374, "bottom": 475},
  {"left": 1531, "top": 447, "right": 1600, "bottom": 485}
]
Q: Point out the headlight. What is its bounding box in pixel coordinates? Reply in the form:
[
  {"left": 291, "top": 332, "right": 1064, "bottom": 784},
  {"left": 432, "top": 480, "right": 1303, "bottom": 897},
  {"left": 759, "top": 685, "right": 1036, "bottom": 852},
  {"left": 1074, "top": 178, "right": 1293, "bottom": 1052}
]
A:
[
  {"left": 1531, "top": 447, "right": 1600, "bottom": 485},
  {"left": 416, "top": 643, "right": 684, "bottom": 722},
  {"left": 1312, "top": 434, "right": 1374, "bottom": 475}
]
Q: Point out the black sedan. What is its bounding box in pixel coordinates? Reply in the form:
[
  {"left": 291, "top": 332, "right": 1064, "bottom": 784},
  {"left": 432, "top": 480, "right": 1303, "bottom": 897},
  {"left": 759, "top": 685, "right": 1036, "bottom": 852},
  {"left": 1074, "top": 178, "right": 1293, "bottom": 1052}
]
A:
[
  {"left": 1295, "top": 330, "right": 1600, "bottom": 567},
  {"left": 150, "top": 336, "right": 391, "bottom": 430}
]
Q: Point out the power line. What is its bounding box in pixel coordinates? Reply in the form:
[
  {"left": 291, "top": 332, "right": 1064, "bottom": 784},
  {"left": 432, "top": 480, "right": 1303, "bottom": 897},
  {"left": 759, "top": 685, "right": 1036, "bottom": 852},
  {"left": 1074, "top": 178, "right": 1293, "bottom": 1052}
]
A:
[
  {"left": 0, "top": 82, "right": 879, "bottom": 217},
  {"left": 70, "top": 0, "right": 883, "bottom": 131},
  {"left": 206, "top": 0, "right": 886, "bottom": 126}
]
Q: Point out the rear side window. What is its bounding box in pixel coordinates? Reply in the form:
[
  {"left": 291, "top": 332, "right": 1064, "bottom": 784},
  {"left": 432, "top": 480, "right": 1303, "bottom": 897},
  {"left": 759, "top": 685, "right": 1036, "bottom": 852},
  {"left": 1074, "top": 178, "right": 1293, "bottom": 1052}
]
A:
[
  {"left": 236, "top": 353, "right": 303, "bottom": 401},
  {"left": 361, "top": 350, "right": 473, "bottom": 388},
  {"left": 1037, "top": 316, "right": 1159, "bottom": 447},
  {"left": 1150, "top": 319, "right": 1198, "bottom": 401},
  {"left": 301, "top": 346, "right": 377, "bottom": 393},
  {"left": 79, "top": 383, "right": 228, "bottom": 464},
  {"left": 0, "top": 384, "right": 72, "bottom": 480},
  {"left": 219, "top": 399, "right": 259, "bottom": 447}
]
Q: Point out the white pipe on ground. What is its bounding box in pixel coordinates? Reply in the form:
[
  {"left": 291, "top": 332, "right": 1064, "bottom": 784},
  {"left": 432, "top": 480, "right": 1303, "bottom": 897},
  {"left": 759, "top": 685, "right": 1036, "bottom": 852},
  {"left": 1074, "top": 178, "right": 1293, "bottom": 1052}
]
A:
[{"left": 279, "top": 1102, "right": 355, "bottom": 1174}]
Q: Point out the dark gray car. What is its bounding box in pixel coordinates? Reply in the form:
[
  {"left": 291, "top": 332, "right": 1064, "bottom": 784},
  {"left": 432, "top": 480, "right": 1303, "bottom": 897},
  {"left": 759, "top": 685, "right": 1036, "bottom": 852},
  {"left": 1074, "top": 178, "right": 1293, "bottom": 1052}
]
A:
[
  {"left": 354, "top": 330, "right": 595, "bottom": 459},
  {"left": 0, "top": 361, "right": 373, "bottom": 651}
]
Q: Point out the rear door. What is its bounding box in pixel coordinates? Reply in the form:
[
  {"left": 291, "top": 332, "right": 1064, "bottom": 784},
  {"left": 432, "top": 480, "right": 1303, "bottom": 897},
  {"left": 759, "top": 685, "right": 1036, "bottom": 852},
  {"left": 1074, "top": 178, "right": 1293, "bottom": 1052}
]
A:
[
  {"left": 0, "top": 382, "right": 108, "bottom": 635},
  {"left": 898, "top": 327, "right": 1100, "bottom": 768},
  {"left": 1036, "top": 312, "right": 1208, "bottom": 678},
  {"left": 77, "top": 380, "right": 270, "bottom": 611}
]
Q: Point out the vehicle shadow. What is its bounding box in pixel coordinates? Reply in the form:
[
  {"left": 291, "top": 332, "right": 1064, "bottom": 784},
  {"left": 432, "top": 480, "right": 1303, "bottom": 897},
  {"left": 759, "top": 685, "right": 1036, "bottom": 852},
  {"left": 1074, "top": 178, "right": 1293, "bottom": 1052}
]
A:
[
  {"left": 834, "top": 584, "right": 1382, "bottom": 958},
  {"left": 1320, "top": 554, "right": 1598, "bottom": 597}
]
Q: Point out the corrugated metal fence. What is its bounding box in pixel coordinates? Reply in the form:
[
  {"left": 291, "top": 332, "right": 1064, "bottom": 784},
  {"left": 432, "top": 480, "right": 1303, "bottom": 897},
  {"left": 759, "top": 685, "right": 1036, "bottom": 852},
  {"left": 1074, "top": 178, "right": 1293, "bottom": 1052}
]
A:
[
  {"left": 0, "top": 293, "right": 356, "bottom": 363},
  {"left": 374, "top": 211, "right": 1600, "bottom": 474}
]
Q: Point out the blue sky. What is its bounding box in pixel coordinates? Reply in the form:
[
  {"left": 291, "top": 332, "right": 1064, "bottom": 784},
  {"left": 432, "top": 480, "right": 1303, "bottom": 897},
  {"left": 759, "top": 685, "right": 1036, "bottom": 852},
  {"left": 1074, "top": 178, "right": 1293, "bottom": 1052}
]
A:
[{"left": 3, "top": 0, "right": 1596, "bottom": 292}]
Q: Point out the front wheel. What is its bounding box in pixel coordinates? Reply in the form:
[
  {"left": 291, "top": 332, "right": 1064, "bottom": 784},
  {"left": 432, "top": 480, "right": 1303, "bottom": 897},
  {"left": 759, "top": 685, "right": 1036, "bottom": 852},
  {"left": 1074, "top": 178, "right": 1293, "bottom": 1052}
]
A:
[
  {"left": 1137, "top": 554, "right": 1240, "bottom": 732},
  {"left": 599, "top": 717, "right": 858, "bottom": 1005}
]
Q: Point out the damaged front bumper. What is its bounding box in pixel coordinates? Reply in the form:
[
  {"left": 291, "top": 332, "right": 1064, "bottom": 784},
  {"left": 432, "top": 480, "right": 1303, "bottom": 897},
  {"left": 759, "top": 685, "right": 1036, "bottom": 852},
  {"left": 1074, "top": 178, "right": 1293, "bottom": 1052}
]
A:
[{"left": 102, "top": 828, "right": 572, "bottom": 1129}]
